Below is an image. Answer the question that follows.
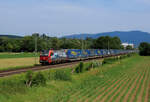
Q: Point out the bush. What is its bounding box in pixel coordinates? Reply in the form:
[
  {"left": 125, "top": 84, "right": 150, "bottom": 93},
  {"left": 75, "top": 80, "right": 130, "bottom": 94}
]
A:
[
  {"left": 120, "top": 54, "right": 133, "bottom": 59},
  {"left": 75, "top": 62, "right": 84, "bottom": 73},
  {"left": 85, "top": 63, "right": 92, "bottom": 71},
  {"left": 25, "top": 70, "right": 34, "bottom": 87},
  {"left": 84, "top": 61, "right": 102, "bottom": 71},
  {"left": 54, "top": 70, "right": 72, "bottom": 81},
  {"left": 120, "top": 55, "right": 127, "bottom": 59},
  {"left": 32, "top": 72, "right": 46, "bottom": 86},
  {"left": 139, "top": 42, "right": 150, "bottom": 56},
  {"left": 127, "top": 54, "right": 131, "bottom": 57},
  {"left": 102, "top": 57, "right": 117, "bottom": 64},
  {"left": 92, "top": 61, "right": 102, "bottom": 68},
  {"left": 25, "top": 71, "right": 46, "bottom": 87}
]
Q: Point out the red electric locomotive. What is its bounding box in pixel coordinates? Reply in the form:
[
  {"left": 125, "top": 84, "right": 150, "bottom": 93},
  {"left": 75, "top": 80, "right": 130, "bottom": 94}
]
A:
[
  {"left": 40, "top": 49, "right": 68, "bottom": 65},
  {"left": 40, "top": 50, "right": 54, "bottom": 65}
]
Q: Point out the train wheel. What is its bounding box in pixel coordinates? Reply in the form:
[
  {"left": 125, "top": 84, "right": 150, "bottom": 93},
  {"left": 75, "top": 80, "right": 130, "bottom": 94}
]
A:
[{"left": 41, "top": 62, "right": 45, "bottom": 66}]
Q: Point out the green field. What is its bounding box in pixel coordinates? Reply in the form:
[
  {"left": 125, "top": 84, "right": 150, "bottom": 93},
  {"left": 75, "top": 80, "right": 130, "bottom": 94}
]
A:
[
  {"left": 0, "top": 52, "right": 39, "bottom": 59},
  {"left": 0, "top": 55, "right": 149, "bottom": 102},
  {"left": 0, "top": 53, "right": 40, "bottom": 71}
]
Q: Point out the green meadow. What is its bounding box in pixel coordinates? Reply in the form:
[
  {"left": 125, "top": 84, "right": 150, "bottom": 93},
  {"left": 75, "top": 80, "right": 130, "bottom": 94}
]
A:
[{"left": 0, "top": 53, "right": 40, "bottom": 71}]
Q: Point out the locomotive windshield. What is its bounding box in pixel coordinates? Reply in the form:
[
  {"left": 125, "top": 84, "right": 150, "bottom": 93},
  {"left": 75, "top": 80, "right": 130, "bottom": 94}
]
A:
[{"left": 41, "top": 50, "right": 49, "bottom": 56}]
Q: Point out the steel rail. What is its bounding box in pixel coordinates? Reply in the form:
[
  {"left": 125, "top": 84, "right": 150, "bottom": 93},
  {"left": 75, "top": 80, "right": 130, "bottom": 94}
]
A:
[{"left": 0, "top": 54, "right": 127, "bottom": 77}]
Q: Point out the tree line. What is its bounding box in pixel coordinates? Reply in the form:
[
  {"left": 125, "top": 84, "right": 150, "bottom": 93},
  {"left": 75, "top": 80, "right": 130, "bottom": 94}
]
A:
[{"left": 0, "top": 33, "right": 125, "bottom": 52}]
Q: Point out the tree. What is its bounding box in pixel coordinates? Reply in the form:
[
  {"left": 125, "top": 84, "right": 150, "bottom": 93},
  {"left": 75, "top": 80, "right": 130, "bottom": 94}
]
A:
[
  {"left": 0, "top": 34, "right": 123, "bottom": 52},
  {"left": 139, "top": 42, "right": 150, "bottom": 56},
  {"left": 126, "top": 45, "right": 133, "bottom": 50},
  {"left": 6, "top": 42, "right": 13, "bottom": 52},
  {"left": 21, "top": 36, "right": 35, "bottom": 52},
  {"left": 60, "top": 38, "right": 82, "bottom": 49},
  {"left": 51, "top": 37, "right": 60, "bottom": 50},
  {"left": 0, "top": 37, "right": 21, "bottom": 52},
  {"left": 110, "top": 37, "right": 121, "bottom": 49},
  {"left": 93, "top": 36, "right": 122, "bottom": 49},
  {"left": 85, "top": 37, "right": 94, "bottom": 49}
]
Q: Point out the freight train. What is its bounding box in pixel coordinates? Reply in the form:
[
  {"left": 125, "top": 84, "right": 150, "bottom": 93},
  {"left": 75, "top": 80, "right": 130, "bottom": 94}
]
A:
[{"left": 40, "top": 49, "right": 135, "bottom": 65}]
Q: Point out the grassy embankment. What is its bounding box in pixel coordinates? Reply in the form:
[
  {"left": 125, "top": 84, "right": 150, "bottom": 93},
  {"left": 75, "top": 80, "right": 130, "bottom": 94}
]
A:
[
  {"left": 0, "top": 54, "right": 149, "bottom": 102},
  {"left": 0, "top": 53, "right": 39, "bottom": 71}
]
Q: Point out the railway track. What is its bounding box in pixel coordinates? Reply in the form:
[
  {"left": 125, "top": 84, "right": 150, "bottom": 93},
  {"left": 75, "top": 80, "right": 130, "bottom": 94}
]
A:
[
  {"left": 0, "top": 53, "right": 128, "bottom": 78},
  {"left": 0, "top": 56, "right": 104, "bottom": 77}
]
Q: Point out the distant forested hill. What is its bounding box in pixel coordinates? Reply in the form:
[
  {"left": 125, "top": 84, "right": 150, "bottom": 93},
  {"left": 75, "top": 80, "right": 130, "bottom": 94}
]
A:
[
  {"left": 63, "top": 31, "right": 150, "bottom": 46},
  {"left": 0, "top": 35, "right": 22, "bottom": 38},
  {"left": 1, "top": 31, "right": 150, "bottom": 46}
]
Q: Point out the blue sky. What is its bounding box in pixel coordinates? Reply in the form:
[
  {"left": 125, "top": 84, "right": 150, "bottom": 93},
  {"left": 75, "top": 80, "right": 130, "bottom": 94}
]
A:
[{"left": 0, "top": 0, "right": 150, "bottom": 36}]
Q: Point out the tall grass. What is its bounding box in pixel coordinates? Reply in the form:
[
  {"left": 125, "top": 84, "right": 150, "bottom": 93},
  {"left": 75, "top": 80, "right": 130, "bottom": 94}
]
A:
[
  {"left": 53, "top": 70, "right": 72, "bottom": 81},
  {"left": 0, "top": 75, "right": 27, "bottom": 100}
]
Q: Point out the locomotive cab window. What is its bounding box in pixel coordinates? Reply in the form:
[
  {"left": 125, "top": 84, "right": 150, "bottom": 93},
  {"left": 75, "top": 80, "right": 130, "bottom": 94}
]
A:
[
  {"left": 41, "top": 50, "right": 49, "bottom": 56},
  {"left": 50, "top": 52, "right": 54, "bottom": 56}
]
